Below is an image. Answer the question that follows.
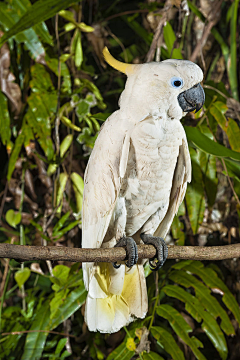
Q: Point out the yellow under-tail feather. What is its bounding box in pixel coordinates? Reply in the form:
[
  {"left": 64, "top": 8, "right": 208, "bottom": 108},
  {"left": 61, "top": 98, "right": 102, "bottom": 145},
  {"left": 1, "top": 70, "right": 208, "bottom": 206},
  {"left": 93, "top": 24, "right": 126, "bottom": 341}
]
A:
[{"left": 85, "top": 262, "right": 148, "bottom": 333}]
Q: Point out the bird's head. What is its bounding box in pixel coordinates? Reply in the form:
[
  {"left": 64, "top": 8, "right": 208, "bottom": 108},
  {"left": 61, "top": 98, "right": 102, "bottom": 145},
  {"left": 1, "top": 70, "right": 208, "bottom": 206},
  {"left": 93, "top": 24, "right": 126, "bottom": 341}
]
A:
[{"left": 103, "top": 47, "right": 205, "bottom": 121}]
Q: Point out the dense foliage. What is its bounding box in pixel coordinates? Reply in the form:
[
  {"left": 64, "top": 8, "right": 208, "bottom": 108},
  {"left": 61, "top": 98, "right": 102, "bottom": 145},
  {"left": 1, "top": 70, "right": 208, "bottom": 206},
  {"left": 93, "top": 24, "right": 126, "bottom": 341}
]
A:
[{"left": 0, "top": 0, "right": 240, "bottom": 359}]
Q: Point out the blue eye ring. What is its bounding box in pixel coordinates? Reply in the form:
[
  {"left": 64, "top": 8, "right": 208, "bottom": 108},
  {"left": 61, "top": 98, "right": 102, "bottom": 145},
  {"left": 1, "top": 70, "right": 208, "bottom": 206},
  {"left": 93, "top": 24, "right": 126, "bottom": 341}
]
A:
[{"left": 170, "top": 76, "right": 184, "bottom": 89}]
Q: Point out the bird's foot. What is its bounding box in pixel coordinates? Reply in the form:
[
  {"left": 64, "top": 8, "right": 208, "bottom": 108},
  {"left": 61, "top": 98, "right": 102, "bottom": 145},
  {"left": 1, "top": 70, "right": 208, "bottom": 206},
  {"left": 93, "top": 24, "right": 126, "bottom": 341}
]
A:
[
  {"left": 140, "top": 233, "right": 168, "bottom": 271},
  {"left": 112, "top": 237, "right": 138, "bottom": 269}
]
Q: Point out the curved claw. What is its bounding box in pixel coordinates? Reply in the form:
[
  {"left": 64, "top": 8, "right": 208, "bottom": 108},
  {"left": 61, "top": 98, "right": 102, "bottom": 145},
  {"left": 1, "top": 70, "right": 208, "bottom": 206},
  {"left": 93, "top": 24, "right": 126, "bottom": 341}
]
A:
[
  {"left": 114, "top": 236, "right": 138, "bottom": 268},
  {"left": 140, "top": 233, "right": 168, "bottom": 271}
]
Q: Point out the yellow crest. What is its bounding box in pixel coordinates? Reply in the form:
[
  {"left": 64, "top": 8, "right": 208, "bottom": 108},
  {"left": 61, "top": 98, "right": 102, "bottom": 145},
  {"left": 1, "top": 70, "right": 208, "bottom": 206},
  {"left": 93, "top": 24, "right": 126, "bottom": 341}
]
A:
[{"left": 102, "top": 47, "right": 136, "bottom": 75}]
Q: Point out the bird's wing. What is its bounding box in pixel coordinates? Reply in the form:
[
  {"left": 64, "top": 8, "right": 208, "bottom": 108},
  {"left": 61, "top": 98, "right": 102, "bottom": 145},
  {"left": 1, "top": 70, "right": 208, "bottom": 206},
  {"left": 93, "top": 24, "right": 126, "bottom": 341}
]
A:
[
  {"left": 82, "top": 112, "right": 131, "bottom": 287},
  {"left": 154, "top": 136, "right": 191, "bottom": 238}
]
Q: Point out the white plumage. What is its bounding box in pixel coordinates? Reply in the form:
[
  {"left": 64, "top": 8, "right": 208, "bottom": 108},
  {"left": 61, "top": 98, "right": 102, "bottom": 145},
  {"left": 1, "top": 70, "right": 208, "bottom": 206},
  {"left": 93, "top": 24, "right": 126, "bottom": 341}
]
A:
[{"left": 82, "top": 48, "right": 204, "bottom": 333}]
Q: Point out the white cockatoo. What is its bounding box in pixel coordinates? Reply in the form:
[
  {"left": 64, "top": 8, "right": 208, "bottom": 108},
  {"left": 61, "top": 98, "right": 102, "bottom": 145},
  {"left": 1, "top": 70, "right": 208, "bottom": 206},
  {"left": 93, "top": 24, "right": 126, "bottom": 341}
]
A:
[{"left": 82, "top": 48, "right": 205, "bottom": 333}]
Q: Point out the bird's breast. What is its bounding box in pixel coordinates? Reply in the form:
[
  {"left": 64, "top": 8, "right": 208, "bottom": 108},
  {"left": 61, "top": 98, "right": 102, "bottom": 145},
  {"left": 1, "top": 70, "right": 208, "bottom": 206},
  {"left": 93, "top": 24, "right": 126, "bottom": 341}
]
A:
[{"left": 120, "top": 118, "right": 185, "bottom": 234}]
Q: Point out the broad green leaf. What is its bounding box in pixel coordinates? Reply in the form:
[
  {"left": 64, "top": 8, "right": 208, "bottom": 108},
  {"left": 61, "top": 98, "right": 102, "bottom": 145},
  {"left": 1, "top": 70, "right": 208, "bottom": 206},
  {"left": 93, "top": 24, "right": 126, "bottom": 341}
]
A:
[
  {"left": 151, "top": 326, "right": 185, "bottom": 360},
  {"left": 0, "top": 0, "right": 81, "bottom": 47},
  {"left": 185, "top": 148, "right": 205, "bottom": 234},
  {"left": 49, "top": 285, "right": 87, "bottom": 329},
  {"left": 0, "top": 91, "right": 11, "bottom": 146},
  {"left": 8, "top": 0, "right": 52, "bottom": 45},
  {"left": 15, "top": 268, "right": 31, "bottom": 288},
  {"left": 25, "top": 64, "right": 57, "bottom": 160},
  {"left": 0, "top": 2, "right": 45, "bottom": 59},
  {"left": 21, "top": 301, "right": 50, "bottom": 360},
  {"left": 185, "top": 126, "right": 240, "bottom": 163},
  {"left": 5, "top": 209, "right": 21, "bottom": 228},
  {"left": 156, "top": 304, "right": 206, "bottom": 360},
  {"left": 162, "top": 285, "right": 228, "bottom": 360},
  {"left": 180, "top": 261, "right": 240, "bottom": 327},
  {"left": 76, "top": 100, "right": 90, "bottom": 119},
  {"left": 163, "top": 22, "right": 183, "bottom": 59},
  {"left": 52, "top": 265, "right": 70, "bottom": 290},
  {"left": 22, "top": 285, "right": 86, "bottom": 360},
  {"left": 167, "top": 271, "right": 235, "bottom": 335},
  {"left": 142, "top": 352, "right": 164, "bottom": 360},
  {"left": 50, "top": 288, "right": 70, "bottom": 319},
  {"left": 210, "top": 101, "right": 240, "bottom": 152},
  {"left": 199, "top": 152, "right": 218, "bottom": 208}
]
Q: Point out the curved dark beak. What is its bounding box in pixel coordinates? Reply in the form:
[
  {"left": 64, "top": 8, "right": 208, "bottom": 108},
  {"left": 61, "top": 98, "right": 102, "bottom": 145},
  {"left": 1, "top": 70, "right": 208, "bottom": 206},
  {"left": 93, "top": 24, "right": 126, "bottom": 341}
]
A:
[{"left": 177, "top": 83, "right": 205, "bottom": 113}]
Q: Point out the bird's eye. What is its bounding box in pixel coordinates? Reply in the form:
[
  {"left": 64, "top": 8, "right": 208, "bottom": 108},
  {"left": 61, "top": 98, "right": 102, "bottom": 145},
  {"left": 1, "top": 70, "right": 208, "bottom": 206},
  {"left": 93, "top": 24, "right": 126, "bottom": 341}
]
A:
[{"left": 170, "top": 77, "right": 184, "bottom": 89}]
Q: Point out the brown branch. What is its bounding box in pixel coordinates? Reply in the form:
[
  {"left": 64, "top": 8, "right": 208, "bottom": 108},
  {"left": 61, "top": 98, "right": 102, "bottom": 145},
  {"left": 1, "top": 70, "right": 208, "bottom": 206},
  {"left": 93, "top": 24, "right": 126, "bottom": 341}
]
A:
[{"left": 1, "top": 243, "right": 240, "bottom": 263}]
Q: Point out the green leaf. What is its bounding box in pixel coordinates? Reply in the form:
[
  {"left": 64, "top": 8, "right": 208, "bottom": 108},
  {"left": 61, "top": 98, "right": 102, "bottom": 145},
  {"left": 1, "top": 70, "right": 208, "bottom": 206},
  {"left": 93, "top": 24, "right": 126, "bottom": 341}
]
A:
[
  {"left": 210, "top": 101, "right": 240, "bottom": 152},
  {"left": 185, "top": 148, "right": 205, "bottom": 234},
  {"left": 168, "top": 271, "right": 235, "bottom": 336},
  {"left": 52, "top": 265, "right": 70, "bottom": 290},
  {"left": 76, "top": 100, "right": 90, "bottom": 119},
  {"left": 91, "top": 113, "right": 110, "bottom": 121},
  {"left": 21, "top": 300, "right": 50, "bottom": 360},
  {"left": 49, "top": 285, "right": 87, "bottom": 329},
  {"left": 156, "top": 304, "right": 206, "bottom": 360},
  {"left": 52, "top": 212, "right": 70, "bottom": 235},
  {"left": 0, "top": 0, "right": 81, "bottom": 48},
  {"left": 5, "top": 210, "right": 21, "bottom": 228},
  {"left": 163, "top": 22, "right": 183, "bottom": 59},
  {"left": 171, "top": 214, "right": 185, "bottom": 245},
  {"left": 0, "top": 91, "right": 11, "bottom": 146},
  {"left": 142, "top": 352, "right": 164, "bottom": 360},
  {"left": 0, "top": 2, "right": 45, "bottom": 59},
  {"left": 199, "top": 152, "right": 218, "bottom": 208},
  {"left": 184, "top": 126, "right": 240, "bottom": 163},
  {"left": 15, "top": 268, "right": 31, "bottom": 288},
  {"left": 151, "top": 326, "right": 185, "bottom": 360},
  {"left": 162, "top": 285, "right": 228, "bottom": 360},
  {"left": 55, "top": 338, "right": 68, "bottom": 356},
  {"left": 181, "top": 261, "right": 240, "bottom": 328}
]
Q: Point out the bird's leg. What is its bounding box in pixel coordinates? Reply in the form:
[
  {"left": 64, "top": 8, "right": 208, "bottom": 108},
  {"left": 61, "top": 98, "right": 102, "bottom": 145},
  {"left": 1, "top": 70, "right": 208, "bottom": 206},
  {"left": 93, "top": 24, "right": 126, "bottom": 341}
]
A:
[
  {"left": 112, "top": 236, "right": 138, "bottom": 269},
  {"left": 140, "top": 233, "right": 168, "bottom": 271}
]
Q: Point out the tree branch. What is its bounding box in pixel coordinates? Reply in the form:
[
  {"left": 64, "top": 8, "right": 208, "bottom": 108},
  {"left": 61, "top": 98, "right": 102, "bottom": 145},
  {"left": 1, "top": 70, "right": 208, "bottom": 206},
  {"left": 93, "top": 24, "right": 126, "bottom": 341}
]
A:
[{"left": 1, "top": 243, "right": 240, "bottom": 263}]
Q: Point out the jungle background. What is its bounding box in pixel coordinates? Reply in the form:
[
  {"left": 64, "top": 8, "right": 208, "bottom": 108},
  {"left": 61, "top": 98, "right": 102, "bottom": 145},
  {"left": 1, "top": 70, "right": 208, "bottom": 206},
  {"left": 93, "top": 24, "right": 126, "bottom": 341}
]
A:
[{"left": 0, "top": 0, "right": 240, "bottom": 359}]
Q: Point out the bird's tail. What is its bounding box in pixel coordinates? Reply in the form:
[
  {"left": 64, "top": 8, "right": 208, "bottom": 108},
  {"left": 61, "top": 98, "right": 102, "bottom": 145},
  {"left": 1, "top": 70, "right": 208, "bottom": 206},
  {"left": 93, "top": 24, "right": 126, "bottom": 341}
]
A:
[{"left": 83, "top": 262, "right": 148, "bottom": 333}]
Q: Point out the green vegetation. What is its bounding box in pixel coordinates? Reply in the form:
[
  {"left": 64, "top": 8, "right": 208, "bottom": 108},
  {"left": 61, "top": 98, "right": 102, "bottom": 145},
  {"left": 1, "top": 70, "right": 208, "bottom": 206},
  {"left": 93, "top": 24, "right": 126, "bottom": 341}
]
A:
[{"left": 0, "top": 0, "right": 240, "bottom": 358}]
